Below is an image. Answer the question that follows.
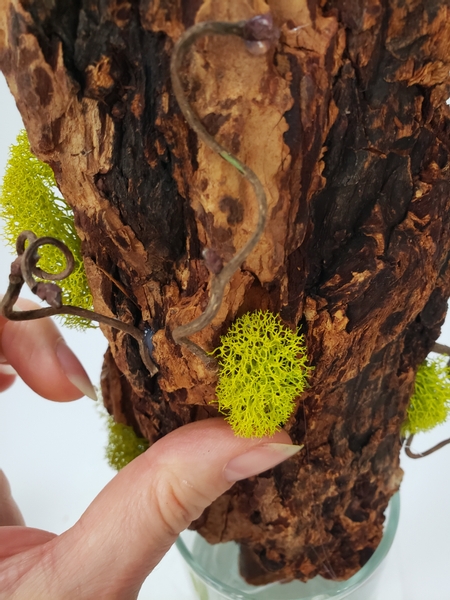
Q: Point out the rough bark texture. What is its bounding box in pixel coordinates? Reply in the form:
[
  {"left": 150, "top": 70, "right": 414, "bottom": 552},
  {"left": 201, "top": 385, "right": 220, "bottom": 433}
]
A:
[{"left": 1, "top": 0, "right": 450, "bottom": 585}]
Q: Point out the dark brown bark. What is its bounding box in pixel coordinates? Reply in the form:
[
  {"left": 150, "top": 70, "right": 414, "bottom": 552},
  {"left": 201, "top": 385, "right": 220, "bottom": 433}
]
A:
[{"left": 1, "top": 0, "right": 450, "bottom": 585}]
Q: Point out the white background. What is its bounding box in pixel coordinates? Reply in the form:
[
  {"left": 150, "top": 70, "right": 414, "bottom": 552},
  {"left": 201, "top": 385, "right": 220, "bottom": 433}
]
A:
[{"left": 1, "top": 73, "right": 450, "bottom": 599}]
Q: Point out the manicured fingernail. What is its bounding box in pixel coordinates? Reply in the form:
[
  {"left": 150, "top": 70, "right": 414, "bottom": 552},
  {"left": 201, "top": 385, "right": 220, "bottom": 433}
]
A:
[
  {"left": 0, "top": 363, "right": 16, "bottom": 376},
  {"left": 224, "top": 443, "right": 303, "bottom": 483},
  {"left": 55, "top": 339, "right": 97, "bottom": 401}
]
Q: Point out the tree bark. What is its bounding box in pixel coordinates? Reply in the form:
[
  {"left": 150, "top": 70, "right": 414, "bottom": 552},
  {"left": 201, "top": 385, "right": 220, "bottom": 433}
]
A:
[{"left": 1, "top": 0, "right": 450, "bottom": 585}]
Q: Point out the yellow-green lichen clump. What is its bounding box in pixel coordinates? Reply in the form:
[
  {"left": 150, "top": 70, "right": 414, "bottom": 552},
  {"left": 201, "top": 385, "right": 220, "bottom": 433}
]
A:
[
  {"left": 0, "top": 130, "right": 93, "bottom": 329},
  {"left": 106, "top": 417, "right": 149, "bottom": 471},
  {"left": 402, "top": 356, "right": 450, "bottom": 436},
  {"left": 212, "top": 310, "right": 312, "bottom": 438}
]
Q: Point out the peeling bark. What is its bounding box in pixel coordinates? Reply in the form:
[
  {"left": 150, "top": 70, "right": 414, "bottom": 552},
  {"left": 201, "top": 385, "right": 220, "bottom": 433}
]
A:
[{"left": 1, "top": 0, "right": 450, "bottom": 584}]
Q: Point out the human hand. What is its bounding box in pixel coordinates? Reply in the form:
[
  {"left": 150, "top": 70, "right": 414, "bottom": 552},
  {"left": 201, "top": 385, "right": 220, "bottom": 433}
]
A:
[{"left": 0, "top": 301, "right": 301, "bottom": 599}]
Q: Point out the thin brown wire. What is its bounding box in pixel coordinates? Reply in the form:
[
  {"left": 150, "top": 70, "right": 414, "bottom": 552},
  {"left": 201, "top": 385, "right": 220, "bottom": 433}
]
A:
[
  {"left": 404, "top": 433, "right": 450, "bottom": 459},
  {"left": 170, "top": 16, "right": 278, "bottom": 364},
  {"left": 0, "top": 231, "right": 158, "bottom": 376}
]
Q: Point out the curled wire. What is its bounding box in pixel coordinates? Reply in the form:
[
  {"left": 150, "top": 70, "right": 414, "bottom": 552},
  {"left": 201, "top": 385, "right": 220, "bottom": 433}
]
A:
[
  {"left": 0, "top": 231, "right": 158, "bottom": 376},
  {"left": 170, "top": 14, "right": 279, "bottom": 365},
  {"left": 404, "top": 433, "right": 450, "bottom": 459}
]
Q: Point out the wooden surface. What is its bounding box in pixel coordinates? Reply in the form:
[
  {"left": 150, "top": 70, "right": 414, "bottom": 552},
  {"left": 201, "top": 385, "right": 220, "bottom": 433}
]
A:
[{"left": 1, "top": 0, "right": 449, "bottom": 584}]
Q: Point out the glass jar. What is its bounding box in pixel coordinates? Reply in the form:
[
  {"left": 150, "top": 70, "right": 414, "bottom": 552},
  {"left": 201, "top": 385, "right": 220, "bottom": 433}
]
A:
[{"left": 176, "top": 493, "right": 400, "bottom": 600}]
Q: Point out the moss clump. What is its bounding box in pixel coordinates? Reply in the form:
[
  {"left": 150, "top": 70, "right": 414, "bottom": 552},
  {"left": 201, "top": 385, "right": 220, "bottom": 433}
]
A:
[
  {"left": 212, "top": 310, "right": 312, "bottom": 438},
  {"left": 402, "top": 356, "right": 450, "bottom": 436},
  {"left": 0, "top": 130, "right": 93, "bottom": 329},
  {"left": 106, "top": 417, "right": 149, "bottom": 471}
]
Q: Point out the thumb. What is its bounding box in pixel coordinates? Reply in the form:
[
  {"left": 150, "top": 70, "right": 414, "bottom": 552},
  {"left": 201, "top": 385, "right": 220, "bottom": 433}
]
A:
[{"left": 16, "top": 419, "right": 301, "bottom": 599}]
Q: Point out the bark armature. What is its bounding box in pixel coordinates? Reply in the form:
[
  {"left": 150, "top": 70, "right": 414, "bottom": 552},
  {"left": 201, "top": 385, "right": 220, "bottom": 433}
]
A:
[{"left": 1, "top": 0, "right": 450, "bottom": 585}]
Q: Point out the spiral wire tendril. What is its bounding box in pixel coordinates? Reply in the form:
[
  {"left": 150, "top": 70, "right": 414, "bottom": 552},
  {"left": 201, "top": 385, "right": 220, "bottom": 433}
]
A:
[
  {"left": 0, "top": 231, "right": 158, "bottom": 376},
  {"left": 0, "top": 14, "right": 278, "bottom": 377},
  {"left": 170, "top": 15, "right": 278, "bottom": 365}
]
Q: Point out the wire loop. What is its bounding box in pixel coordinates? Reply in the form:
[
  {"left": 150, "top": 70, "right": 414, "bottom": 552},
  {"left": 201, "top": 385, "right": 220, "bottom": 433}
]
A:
[{"left": 0, "top": 232, "right": 158, "bottom": 376}]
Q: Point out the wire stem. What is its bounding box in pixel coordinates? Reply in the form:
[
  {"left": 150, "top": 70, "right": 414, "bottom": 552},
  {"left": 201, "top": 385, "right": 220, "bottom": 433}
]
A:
[
  {"left": 0, "top": 231, "right": 158, "bottom": 376},
  {"left": 404, "top": 433, "right": 450, "bottom": 459},
  {"left": 432, "top": 342, "right": 450, "bottom": 356},
  {"left": 170, "top": 17, "right": 277, "bottom": 365}
]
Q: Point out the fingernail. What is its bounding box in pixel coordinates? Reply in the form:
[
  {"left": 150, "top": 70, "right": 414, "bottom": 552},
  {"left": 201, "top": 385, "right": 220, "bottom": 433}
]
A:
[
  {"left": 0, "top": 364, "right": 16, "bottom": 376},
  {"left": 55, "top": 339, "right": 97, "bottom": 401},
  {"left": 224, "top": 443, "right": 303, "bottom": 483}
]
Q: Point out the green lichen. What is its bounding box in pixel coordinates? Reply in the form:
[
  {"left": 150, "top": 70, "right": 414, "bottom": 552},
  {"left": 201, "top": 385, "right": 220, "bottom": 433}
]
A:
[
  {"left": 0, "top": 130, "right": 93, "bottom": 329},
  {"left": 106, "top": 416, "right": 149, "bottom": 471},
  {"left": 402, "top": 356, "right": 450, "bottom": 436},
  {"left": 212, "top": 310, "right": 312, "bottom": 438}
]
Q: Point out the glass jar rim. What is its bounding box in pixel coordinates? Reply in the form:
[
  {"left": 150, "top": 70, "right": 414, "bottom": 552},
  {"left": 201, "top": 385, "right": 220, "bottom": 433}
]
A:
[{"left": 176, "top": 493, "right": 400, "bottom": 600}]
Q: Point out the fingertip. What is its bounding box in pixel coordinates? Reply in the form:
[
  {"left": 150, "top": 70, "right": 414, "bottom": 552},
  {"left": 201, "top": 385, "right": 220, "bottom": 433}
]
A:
[
  {"left": 147, "top": 418, "right": 293, "bottom": 461},
  {"left": 0, "top": 470, "right": 25, "bottom": 527},
  {"left": 0, "top": 366, "right": 16, "bottom": 393},
  {"left": 0, "top": 527, "right": 56, "bottom": 558},
  {"left": 1, "top": 316, "right": 94, "bottom": 402}
]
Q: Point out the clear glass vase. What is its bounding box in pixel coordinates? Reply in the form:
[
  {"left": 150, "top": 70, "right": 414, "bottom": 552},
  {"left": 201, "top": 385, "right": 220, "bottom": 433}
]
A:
[{"left": 176, "top": 494, "right": 400, "bottom": 600}]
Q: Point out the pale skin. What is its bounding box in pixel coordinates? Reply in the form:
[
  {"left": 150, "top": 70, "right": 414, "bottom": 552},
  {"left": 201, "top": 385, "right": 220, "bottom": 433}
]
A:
[{"left": 0, "top": 299, "right": 299, "bottom": 599}]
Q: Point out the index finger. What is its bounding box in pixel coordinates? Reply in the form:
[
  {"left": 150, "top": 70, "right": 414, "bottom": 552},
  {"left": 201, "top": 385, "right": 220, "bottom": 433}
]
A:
[{"left": 0, "top": 298, "right": 97, "bottom": 402}]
